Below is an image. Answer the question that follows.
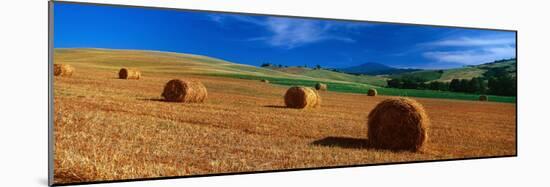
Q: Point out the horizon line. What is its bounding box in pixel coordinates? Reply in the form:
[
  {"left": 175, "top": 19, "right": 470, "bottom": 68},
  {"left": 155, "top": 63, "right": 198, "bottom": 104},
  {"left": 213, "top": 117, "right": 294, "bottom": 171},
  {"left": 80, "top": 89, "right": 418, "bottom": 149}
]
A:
[{"left": 53, "top": 47, "right": 516, "bottom": 70}]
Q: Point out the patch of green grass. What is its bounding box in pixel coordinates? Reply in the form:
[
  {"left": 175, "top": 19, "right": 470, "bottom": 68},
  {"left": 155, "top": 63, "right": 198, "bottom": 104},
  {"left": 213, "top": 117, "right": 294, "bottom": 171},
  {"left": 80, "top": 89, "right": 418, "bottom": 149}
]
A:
[
  {"left": 302, "top": 69, "right": 387, "bottom": 87},
  {"left": 439, "top": 67, "right": 486, "bottom": 82},
  {"left": 376, "top": 88, "right": 515, "bottom": 103},
  {"left": 205, "top": 73, "right": 516, "bottom": 103}
]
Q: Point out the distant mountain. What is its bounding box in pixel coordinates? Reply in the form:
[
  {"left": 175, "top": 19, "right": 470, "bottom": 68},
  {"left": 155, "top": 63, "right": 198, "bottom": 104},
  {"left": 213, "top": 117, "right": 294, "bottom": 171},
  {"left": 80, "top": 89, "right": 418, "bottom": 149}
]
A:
[{"left": 338, "top": 62, "right": 420, "bottom": 75}]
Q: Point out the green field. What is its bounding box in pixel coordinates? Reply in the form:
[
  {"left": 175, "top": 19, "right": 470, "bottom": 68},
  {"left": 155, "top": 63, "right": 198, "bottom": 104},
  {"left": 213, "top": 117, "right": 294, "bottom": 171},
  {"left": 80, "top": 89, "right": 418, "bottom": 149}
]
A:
[
  {"left": 301, "top": 69, "right": 387, "bottom": 86},
  {"left": 206, "top": 73, "right": 516, "bottom": 103},
  {"left": 267, "top": 67, "right": 387, "bottom": 87}
]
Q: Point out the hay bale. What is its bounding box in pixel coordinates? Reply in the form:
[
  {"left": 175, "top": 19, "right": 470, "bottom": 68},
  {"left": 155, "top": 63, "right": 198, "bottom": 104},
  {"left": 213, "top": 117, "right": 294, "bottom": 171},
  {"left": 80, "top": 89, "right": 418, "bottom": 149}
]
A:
[
  {"left": 315, "top": 83, "right": 327, "bottom": 91},
  {"left": 53, "top": 64, "right": 74, "bottom": 77},
  {"left": 284, "top": 86, "right": 321, "bottom": 109},
  {"left": 367, "top": 97, "right": 429, "bottom": 151},
  {"left": 261, "top": 79, "right": 270, "bottom": 83},
  {"left": 161, "top": 79, "right": 207, "bottom": 103},
  {"left": 479, "top": 95, "right": 488, "bottom": 101},
  {"left": 367, "top": 88, "right": 377, "bottom": 96},
  {"left": 119, "top": 68, "right": 141, "bottom": 79}
]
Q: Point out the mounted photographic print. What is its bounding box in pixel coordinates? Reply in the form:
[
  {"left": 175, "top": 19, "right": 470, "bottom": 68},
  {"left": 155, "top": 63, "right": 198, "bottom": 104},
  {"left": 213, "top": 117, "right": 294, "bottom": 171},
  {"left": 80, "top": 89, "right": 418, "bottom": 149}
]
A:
[{"left": 49, "top": 1, "right": 517, "bottom": 185}]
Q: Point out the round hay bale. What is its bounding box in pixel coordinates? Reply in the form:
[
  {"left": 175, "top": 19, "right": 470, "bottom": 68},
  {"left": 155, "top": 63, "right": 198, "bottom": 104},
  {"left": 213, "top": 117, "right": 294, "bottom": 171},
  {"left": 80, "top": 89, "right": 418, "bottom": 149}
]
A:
[
  {"left": 53, "top": 64, "right": 74, "bottom": 77},
  {"left": 479, "top": 95, "right": 488, "bottom": 101},
  {"left": 161, "top": 79, "right": 207, "bottom": 103},
  {"left": 367, "top": 97, "right": 429, "bottom": 151},
  {"left": 119, "top": 68, "right": 141, "bottom": 79},
  {"left": 315, "top": 83, "right": 327, "bottom": 91},
  {"left": 261, "top": 79, "right": 270, "bottom": 83},
  {"left": 367, "top": 88, "right": 377, "bottom": 96},
  {"left": 284, "top": 86, "right": 321, "bottom": 109}
]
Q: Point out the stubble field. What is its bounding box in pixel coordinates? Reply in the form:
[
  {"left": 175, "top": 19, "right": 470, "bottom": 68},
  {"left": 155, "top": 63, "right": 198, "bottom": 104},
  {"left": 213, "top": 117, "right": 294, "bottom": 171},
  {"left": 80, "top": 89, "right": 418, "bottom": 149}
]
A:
[{"left": 53, "top": 64, "right": 516, "bottom": 184}]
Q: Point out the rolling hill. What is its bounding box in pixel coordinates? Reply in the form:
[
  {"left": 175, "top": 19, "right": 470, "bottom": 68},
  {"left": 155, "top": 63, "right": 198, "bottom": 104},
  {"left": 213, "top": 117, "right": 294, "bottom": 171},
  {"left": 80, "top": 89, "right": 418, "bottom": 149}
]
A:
[
  {"left": 54, "top": 48, "right": 311, "bottom": 79},
  {"left": 54, "top": 48, "right": 385, "bottom": 87},
  {"left": 338, "top": 62, "right": 420, "bottom": 75},
  {"left": 267, "top": 66, "right": 387, "bottom": 86},
  {"left": 389, "top": 59, "right": 517, "bottom": 83},
  {"left": 53, "top": 48, "right": 515, "bottom": 103}
]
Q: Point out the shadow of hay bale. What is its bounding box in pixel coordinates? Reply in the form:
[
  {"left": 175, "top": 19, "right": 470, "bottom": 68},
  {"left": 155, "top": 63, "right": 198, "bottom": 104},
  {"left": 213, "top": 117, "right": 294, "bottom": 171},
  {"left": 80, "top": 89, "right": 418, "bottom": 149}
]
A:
[
  {"left": 137, "top": 98, "right": 169, "bottom": 102},
  {"left": 263, "top": 105, "right": 291, "bottom": 109},
  {"left": 311, "top": 137, "right": 370, "bottom": 149},
  {"left": 312, "top": 136, "right": 422, "bottom": 152}
]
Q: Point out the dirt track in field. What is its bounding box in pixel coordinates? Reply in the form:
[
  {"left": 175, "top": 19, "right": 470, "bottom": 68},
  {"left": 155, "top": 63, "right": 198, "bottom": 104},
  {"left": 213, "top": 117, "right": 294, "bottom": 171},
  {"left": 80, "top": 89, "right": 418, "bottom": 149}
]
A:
[{"left": 54, "top": 66, "right": 516, "bottom": 184}]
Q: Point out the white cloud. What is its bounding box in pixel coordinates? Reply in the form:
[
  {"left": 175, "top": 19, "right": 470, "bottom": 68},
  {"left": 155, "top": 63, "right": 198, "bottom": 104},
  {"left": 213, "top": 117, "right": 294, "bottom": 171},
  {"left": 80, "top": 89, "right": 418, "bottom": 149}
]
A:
[
  {"left": 207, "top": 15, "right": 359, "bottom": 49},
  {"left": 207, "top": 14, "right": 265, "bottom": 27},
  {"left": 423, "top": 46, "right": 515, "bottom": 65},
  {"left": 421, "top": 35, "right": 516, "bottom": 65},
  {"left": 207, "top": 15, "right": 224, "bottom": 24},
  {"left": 424, "top": 36, "right": 515, "bottom": 47},
  {"left": 259, "top": 17, "right": 355, "bottom": 49}
]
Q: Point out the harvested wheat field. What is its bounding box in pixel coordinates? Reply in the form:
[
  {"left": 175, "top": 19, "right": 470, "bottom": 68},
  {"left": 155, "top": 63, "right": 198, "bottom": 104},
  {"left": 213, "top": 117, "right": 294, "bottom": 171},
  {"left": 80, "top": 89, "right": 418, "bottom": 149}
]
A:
[{"left": 53, "top": 49, "right": 516, "bottom": 184}]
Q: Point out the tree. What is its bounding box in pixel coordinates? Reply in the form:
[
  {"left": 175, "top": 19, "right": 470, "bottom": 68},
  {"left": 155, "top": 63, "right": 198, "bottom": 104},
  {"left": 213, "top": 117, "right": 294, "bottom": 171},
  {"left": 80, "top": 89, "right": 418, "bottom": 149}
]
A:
[
  {"left": 387, "top": 79, "right": 403, "bottom": 88},
  {"left": 440, "top": 82, "right": 450, "bottom": 91},
  {"left": 402, "top": 79, "right": 419, "bottom": 89},
  {"left": 429, "top": 81, "right": 441, "bottom": 90},
  {"left": 315, "top": 64, "right": 321, "bottom": 70},
  {"left": 470, "top": 77, "right": 487, "bottom": 94},
  {"left": 260, "top": 63, "right": 272, "bottom": 67},
  {"left": 459, "top": 79, "right": 469, "bottom": 92},
  {"left": 418, "top": 82, "right": 427, "bottom": 90},
  {"left": 488, "top": 75, "right": 516, "bottom": 96},
  {"left": 467, "top": 78, "right": 480, "bottom": 93},
  {"left": 450, "top": 79, "right": 460, "bottom": 92}
]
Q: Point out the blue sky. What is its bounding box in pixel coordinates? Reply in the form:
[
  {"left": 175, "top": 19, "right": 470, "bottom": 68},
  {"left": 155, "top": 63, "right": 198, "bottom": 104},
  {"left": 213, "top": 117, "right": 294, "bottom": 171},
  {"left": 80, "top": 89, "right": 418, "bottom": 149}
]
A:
[{"left": 54, "top": 3, "right": 516, "bottom": 69}]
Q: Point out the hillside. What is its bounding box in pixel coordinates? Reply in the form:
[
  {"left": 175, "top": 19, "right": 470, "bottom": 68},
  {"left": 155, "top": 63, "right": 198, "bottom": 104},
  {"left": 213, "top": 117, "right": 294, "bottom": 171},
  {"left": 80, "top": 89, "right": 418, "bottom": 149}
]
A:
[
  {"left": 267, "top": 66, "right": 387, "bottom": 86},
  {"left": 55, "top": 48, "right": 386, "bottom": 87},
  {"left": 390, "top": 59, "right": 517, "bottom": 83},
  {"left": 54, "top": 48, "right": 312, "bottom": 80}
]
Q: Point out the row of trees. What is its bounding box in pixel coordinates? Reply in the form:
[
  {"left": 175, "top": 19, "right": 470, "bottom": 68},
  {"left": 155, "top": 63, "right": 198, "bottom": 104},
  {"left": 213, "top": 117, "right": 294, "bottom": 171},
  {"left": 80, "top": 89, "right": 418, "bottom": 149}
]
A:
[
  {"left": 487, "top": 75, "right": 516, "bottom": 96},
  {"left": 260, "top": 63, "right": 323, "bottom": 70},
  {"left": 260, "top": 63, "right": 287, "bottom": 68},
  {"left": 386, "top": 67, "right": 516, "bottom": 96}
]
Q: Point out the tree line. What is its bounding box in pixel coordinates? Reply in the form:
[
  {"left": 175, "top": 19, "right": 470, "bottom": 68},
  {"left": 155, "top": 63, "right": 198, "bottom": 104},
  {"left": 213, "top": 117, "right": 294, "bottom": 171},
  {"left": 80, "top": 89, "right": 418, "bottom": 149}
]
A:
[
  {"left": 261, "top": 63, "right": 323, "bottom": 70},
  {"left": 386, "top": 67, "right": 516, "bottom": 96}
]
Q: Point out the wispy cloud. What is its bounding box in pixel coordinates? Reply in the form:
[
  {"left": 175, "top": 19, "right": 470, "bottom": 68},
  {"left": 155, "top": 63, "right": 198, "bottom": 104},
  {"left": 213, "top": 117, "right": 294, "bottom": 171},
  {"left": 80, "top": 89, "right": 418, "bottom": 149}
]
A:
[
  {"left": 207, "top": 15, "right": 363, "bottom": 49},
  {"left": 423, "top": 36, "right": 515, "bottom": 47},
  {"left": 422, "top": 35, "right": 515, "bottom": 65},
  {"left": 259, "top": 18, "right": 356, "bottom": 49},
  {"left": 423, "top": 46, "right": 515, "bottom": 65},
  {"left": 207, "top": 15, "right": 224, "bottom": 24},
  {"left": 208, "top": 14, "right": 264, "bottom": 25}
]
